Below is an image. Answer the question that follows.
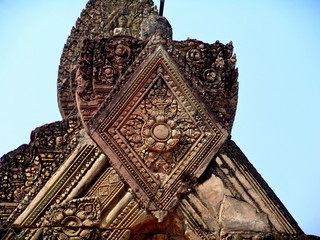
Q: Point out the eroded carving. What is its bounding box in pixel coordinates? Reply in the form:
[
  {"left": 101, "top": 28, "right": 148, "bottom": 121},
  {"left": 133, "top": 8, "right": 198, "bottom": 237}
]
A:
[
  {"left": 77, "top": 36, "right": 147, "bottom": 123},
  {"left": 120, "top": 78, "right": 200, "bottom": 175},
  {"left": 77, "top": 41, "right": 227, "bottom": 211},
  {"left": 42, "top": 197, "right": 101, "bottom": 240},
  {"left": 57, "top": 0, "right": 171, "bottom": 119},
  {"left": 220, "top": 232, "right": 274, "bottom": 240},
  {"left": 0, "top": 0, "right": 312, "bottom": 239},
  {"left": 0, "top": 119, "right": 80, "bottom": 227},
  {"left": 169, "top": 40, "right": 238, "bottom": 132}
]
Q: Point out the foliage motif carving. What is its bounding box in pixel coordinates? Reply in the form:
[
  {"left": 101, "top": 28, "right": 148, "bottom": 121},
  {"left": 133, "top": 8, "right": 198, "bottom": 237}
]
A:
[
  {"left": 77, "top": 41, "right": 228, "bottom": 211},
  {"left": 42, "top": 197, "right": 101, "bottom": 240},
  {"left": 0, "top": 119, "right": 80, "bottom": 227},
  {"left": 57, "top": 0, "right": 170, "bottom": 119},
  {"left": 77, "top": 34, "right": 238, "bottom": 133},
  {"left": 120, "top": 77, "right": 201, "bottom": 175},
  {"left": 169, "top": 40, "right": 238, "bottom": 132},
  {"left": 0, "top": 0, "right": 311, "bottom": 238},
  {"left": 77, "top": 36, "right": 147, "bottom": 123}
]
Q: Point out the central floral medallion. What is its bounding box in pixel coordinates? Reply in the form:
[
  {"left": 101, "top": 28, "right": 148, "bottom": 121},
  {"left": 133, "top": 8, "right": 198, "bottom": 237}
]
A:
[
  {"left": 142, "top": 119, "right": 180, "bottom": 151},
  {"left": 120, "top": 78, "right": 200, "bottom": 176}
]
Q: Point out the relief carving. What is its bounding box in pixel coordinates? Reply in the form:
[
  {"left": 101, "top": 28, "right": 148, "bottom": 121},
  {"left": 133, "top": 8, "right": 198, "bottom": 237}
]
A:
[
  {"left": 57, "top": 0, "right": 169, "bottom": 119},
  {"left": 86, "top": 167, "right": 125, "bottom": 210},
  {"left": 120, "top": 77, "right": 201, "bottom": 176},
  {"left": 77, "top": 42, "right": 228, "bottom": 211},
  {"left": 169, "top": 40, "right": 238, "bottom": 132},
  {"left": 1, "top": 0, "right": 311, "bottom": 238},
  {"left": 42, "top": 197, "right": 101, "bottom": 240},
  {"left": 76, "top": 34, "right": 238, "bottom": 132},
  {"left": 113, "top": 14, "right": 132, "bottom": 36},
  {"left": 77, "top": 36, "right": 147, "bottom": 123},
  {"left": 0, "top": 119, "right": 80, "bottom": 227}
]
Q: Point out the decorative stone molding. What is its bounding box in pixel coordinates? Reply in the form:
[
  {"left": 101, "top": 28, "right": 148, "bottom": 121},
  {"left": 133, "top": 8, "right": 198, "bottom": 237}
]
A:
[
  {"left": 76, "top": 34, "right": 230, "bottom": 212},
  {"left": 216, "top": 140, "right": 302, "bottom": 234},
  {"left": 0, "top": 119, "right": 81, "bottom": 229},
  {"left": 11, "top": 130, "right": 107, "bottom": 238},
  {"left": 2, "top": 0, "right": 318, "bottom": 238},
  {"left": 42, "top": 197, "right": 101, "bottom": 239}
]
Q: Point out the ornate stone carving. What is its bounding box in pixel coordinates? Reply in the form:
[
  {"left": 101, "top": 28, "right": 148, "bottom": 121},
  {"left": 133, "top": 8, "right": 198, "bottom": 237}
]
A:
[
  {"left": 76, "top": 36, "right": 147, "bottom": 123},
  {"left": 2, "top": 0, "right": 315, "bottom": 238},
  {"left": 86, "top": 167, "right": 125, "bottom": 210},
  {"left": 76, "top": 33, "right": 239, "bottom": 132},
  {"left": 0, "top": 119, "right": 80, "bottom": 228},
  {"left": 102, "top": 229, "right": 131, "bottom": 240},
  {"left": 168, "top": 40, "right": 238, "bottom": 132},
  {"left": 120, "top": 77, "right": 201, "bottom": 175},
  {"left": 76, "top": 38, "right": 228, "bottom": 212},
  {"left": 11, "top": 132, "right": 104, "bottom": 230},
  {"left": 57, "top": 0, "right": 172, "bottom": 119},
  {"left": 42, "top": 197, "right": 101, "bottom": 240}
]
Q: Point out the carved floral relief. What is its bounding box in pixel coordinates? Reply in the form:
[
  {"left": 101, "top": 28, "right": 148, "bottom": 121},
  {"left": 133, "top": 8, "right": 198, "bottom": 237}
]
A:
[
  {"left": 42, "top": 197, "right": 101, "bottom": 240},
  {"left": 120, "top": 77, "right": 201, "bottom": 176},
  {"left": 77, "top": 43, "right": 228, "bottom": 211}
]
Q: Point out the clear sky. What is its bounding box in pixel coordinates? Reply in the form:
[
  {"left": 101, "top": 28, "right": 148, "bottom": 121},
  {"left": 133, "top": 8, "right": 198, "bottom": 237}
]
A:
[{"left": 0, "top": 0, "right": 319, "bottom": 235}]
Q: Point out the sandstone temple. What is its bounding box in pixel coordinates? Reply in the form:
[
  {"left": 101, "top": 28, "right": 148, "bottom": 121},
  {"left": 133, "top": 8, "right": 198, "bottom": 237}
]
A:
[{"left": 0, "top": 1, "right": 318, "bottom": 239}]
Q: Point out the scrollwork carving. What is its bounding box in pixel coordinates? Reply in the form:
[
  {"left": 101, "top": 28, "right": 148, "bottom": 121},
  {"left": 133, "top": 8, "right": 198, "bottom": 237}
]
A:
[
  {"left": 119, "top": 77, "right": 201, "bottom": 176},
  {"left": 80, "top": 43, "right": 227, "bottom": 211},
  {"left": 42, "top": 197, "right": 101, "bottom": 240},
  {"left": 167, "top": 38, "right": 239, "bottom": 131},
  {"left": 0, "top": 119, "right": 81, "bottom": 229},
  {"left": 76, "top": 34, "right": 238, "bottom": 133},
  {"left": 58, "top": 0, "right": 164, "bottom": 119},
  {"left": 77, "top": 36, "right": 147, "bottom": 123}
]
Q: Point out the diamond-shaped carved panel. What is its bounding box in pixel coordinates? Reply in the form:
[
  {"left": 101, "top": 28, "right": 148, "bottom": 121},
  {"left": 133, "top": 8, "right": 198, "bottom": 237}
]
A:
[{"left": 79, "top": 44, "right": 228, "bottom": 210}]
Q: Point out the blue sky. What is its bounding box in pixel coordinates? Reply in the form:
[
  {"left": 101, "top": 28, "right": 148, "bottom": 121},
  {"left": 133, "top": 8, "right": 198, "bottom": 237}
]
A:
[{"left": 0, "top": 0, "right": 319, "bottom": 235}]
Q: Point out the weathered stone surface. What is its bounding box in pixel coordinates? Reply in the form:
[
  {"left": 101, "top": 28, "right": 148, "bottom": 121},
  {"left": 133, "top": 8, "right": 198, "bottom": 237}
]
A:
[
  {"left": 57, "top": 0, "right": 172, "bottom": 119},
  {"left": 0, "top": 136, "right": 314, "bottom": 240},
  {"left": 219, "top": 195, "right": 271, "bottom": 233},
  {"left": 76, "top": 34, "right": 232, "bottom": 211},
  {"left": 11, "top": 130, "right": 106, "bottom": 229},
  {"left": 140, "top": 14, "right": 172, "bottom": 40},
  {"left": 195, "top": 172, "right": 232, "bottom": 215},
  {"left": 0, "top": 119, "right": 81, "bottom": 229},
  {"left": 42, "top": 197, "right": 101, "bottom": 240},
  {"left": 1, "top": 0, "right": 318, "bottom": 239},
  {"left": 75, "top": 33, "right": 238, "bottom": 131},
  {"left": 216, "top": 140, "right": 302, "bottom": 234}
]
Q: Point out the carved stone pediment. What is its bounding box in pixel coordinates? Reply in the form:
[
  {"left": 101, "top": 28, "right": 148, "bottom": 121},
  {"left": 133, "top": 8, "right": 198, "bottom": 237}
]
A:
[
  {"left": 1, "top": 0, "right": 316, "bottom": 237},
  {"left": 76, "top": 34, "right": 230, "bottom": 211}
]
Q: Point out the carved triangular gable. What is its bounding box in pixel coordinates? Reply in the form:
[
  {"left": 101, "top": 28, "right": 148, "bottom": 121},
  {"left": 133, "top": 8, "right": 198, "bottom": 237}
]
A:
[
  {"left": 1, "top": 34, "right": 312, "bottom": 239},
  {"left": 1, "top": 0, "right": 315, "bottom": 238},
  {"left": 81, "top": 44, "right": 228, "bottom": 211},
  {"left": 8, "top": 139, "right": 303, "bottom": 239}
]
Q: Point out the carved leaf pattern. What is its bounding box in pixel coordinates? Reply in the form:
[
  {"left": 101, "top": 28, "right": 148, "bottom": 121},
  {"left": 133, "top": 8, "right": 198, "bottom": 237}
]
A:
[{"left": 120, "top": 77, "right": 201, "bottom": 176}]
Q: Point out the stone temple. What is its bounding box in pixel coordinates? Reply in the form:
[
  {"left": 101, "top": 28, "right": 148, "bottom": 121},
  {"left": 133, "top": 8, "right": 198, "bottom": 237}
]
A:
[{"left": 0, "top": 1, "right": 318, "bottom": 239}]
